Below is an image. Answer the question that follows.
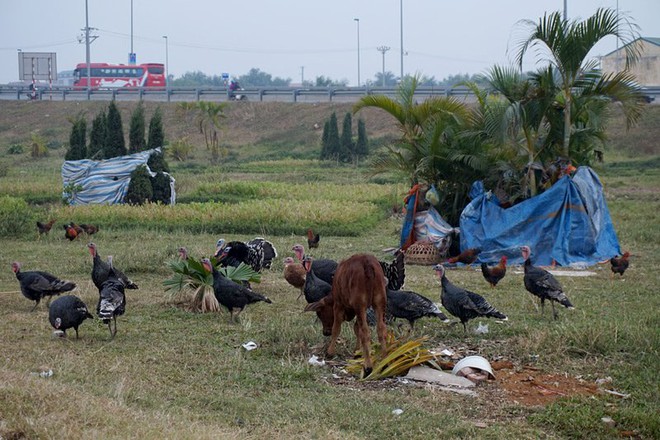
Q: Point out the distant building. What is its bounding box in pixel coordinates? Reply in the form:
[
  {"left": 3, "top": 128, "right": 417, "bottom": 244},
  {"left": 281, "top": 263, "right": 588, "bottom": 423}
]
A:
[
  {"left": 601, "top": 37, "right": 660, "bottom": 86},
  {"left": 55, "top": 70, "right": 75, "bottom": 86}
]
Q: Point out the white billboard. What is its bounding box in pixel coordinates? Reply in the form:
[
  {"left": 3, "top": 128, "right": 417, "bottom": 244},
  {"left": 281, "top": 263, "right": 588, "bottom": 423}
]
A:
[{"left": 18, "top": 52, "right": 57, "bottom": 81}]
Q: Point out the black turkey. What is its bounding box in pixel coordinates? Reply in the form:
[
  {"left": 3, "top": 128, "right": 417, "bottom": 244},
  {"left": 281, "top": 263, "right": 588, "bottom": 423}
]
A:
[
  {"left": 201, "top": 258, "right": 272, "bottom": 322},
  {"left": 367, "top": 288, "right": 449, "bottom": 329},
  {"left": 292, "top": 244, "right": 338, "bottom": 284},
  {"left": 215, "top": 237, "right": 278, "bottom": 272},
  {"left": 49, "top": 295, "right": 93, "bottom": 338},
  {"left": 88, "top": 242, "right": 138, "bottom": 291},
  {"left": 432, "top": 264, "right": 508, "bottom": 333},
  {"left": 521, "top": 246, "right": 574, "bottom": 320},
  {"left": 11, "top": 261, "right": 76, "bottom": 311},
  {"left": 96, "top": 270, "right": 126, "bottom": 338},
  {"left": 380, "top": 250, "right": 406, "bottom": 290},
  {"left": 302, "top": 256, "right": 332, "bottom": 304}
]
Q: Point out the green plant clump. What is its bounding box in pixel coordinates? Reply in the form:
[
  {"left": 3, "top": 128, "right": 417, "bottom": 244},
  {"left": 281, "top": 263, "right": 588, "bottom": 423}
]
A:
[{"left": 0, "top": 195, "right": 33, "bottom": 237}]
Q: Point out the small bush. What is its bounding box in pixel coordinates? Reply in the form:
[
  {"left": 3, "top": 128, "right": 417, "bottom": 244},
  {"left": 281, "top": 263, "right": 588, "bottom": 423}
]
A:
[
  {"left": 168, "top": 138, "right": 194, "bottom": 162},
  {"left": 125, "top": 165, "right": 153, "bottom": 205},
  {"left": 46, "top": 140, "right": 63, "bottom": 150},
  {"left": 0, "top": 162, "right": 8, "bottom": 177},
  {"left": 30, "top": 132, "right": 49, "bottom": 158},
  {"left": 0, "top": 195, "right": 33, "bottom": 237},
  {"left": 7, "top": 144, "right": 24, "bottom": 154}
]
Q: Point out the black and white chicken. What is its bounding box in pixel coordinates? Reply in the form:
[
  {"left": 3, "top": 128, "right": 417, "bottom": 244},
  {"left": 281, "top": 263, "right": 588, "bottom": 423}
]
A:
[
  {"left": 432, "top": 264, "right": 508, "bottom": 333},
  {"left": 11, "top": 261, "right": 76, "bottom": 311},
  {"left": 215, "top": 237, "right": 278, "bottom": 272},
  {"left": 380, "top": 250, "right": 406, "bottom": 290},
  {"left": 49, "top": 295, "right": 94, "bottom": 339}
]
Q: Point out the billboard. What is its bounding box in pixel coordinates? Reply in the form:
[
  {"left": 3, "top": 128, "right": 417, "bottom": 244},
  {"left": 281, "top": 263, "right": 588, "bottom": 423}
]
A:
[{"left": 18, "top": 52, "right": 57, "bottom": 81}]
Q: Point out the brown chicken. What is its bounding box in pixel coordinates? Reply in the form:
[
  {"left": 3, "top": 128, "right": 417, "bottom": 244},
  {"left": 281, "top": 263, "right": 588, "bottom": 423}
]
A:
[
  {"left": 283, "top": 256, "right": 306, "bottom": 298},
  {"left": 447, "top": 248, "right": 481, "bottom": 265},
  {"left": 80, "top": 223, "right": 99, "bottom": 235},
  {"left": 307, "top": 228, "right": 320, "bottom": 249},
  {"left": 37, "top": 219, "right": 56, "bottom": 235},
  {"left": 64, "top": 224, "right": 78, "bottom": 241},
  {"left": 610, "top": 252, "right": 630, "bottom": 277},
  {"left": 70, "top": 223, "right": 84, "bottom": 235},
  {"left": 481, "top": 256, "right": 507, "bottom": 287}
]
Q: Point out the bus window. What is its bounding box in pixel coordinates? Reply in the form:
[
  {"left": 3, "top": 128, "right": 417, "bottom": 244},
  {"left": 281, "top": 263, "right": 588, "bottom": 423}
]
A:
[{"left": 148, "top": 66, "right": 164, "bottom": 75}]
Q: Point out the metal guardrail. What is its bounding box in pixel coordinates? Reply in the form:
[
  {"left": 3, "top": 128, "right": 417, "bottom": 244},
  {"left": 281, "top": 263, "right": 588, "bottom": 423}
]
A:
[{"left": 1, "top": 84, "right": 658, "bottom": 103}]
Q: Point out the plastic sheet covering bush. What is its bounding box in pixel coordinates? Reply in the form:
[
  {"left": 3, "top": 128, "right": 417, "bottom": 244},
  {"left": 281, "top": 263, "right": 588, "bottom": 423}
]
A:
[
  {"left": 61, "top": 148, "right": 175, "bottom": 205},
  {"left": 460, "top": 167, "right": 620, "bottom": 267}
]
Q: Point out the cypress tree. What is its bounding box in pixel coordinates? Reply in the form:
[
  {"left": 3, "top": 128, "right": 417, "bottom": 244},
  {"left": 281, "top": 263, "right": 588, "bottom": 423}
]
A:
[
  {"left": 88, "top": 110, "right": 106, "bottom": 159},
  {"left": 125, "top": 165, "right": 153, "bottom": 205},
  {"left": 320, "top": 120, "right": 330, "bottom": 160},
  {"left": 339, "top": 112, "right": 354, "bottom": 163},
  {"left": 147, "top": 106, "right": 165, "bottom": 150},
  {"left": 65, "top": 115, "right": 87, "bottom": 161},
  {"left": 355, "top": 118, "right": 369, "bottom": 161},
  {"left": 128, "top": 101, "right": 147, "bottom": 153},
  {"left": 147, "top": 150, "right": 170, "bottom": 173},
  {"left": 326, "top": 112, "right": 340, "bottom": 161},
  {"left": 150, "top": 172, "right": 172, "bottom": 204},
  {"left": 104, "top": 101, "right": 126, "bottom": 159}
]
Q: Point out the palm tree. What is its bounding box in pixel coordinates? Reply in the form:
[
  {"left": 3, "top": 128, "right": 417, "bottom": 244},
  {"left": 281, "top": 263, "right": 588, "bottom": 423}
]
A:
[{"left": 515, "top": 8, "right": 644, "bottom": 158}]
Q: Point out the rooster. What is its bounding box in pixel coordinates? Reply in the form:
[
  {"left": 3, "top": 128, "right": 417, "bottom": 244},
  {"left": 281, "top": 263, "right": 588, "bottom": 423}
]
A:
[
  {"left": 307, "top": 228, "right": 320, "bottom": 249},
  {"left": 79, "top": 223, "right": 99, "bottom": 235},
  {"left": 521, "top": 246, "right": 574, "bottom": 320},
  {"left": 37, "top": 219, "right": 56, "bottom": 235},
  {"left": 480, "top": 256, "right": 507, "bottom": 288},
  {"left": 447, "top": 248, "right": 481, "bottom": 265},
  {"left": 11, "top": 261, "right": 77, "bottom": 311},
  {"left": 433, "top": 264, "right": 508, "bottom": 333},
  {"left": 63, "top": 224, "right": 78, "bottom": 241},
  {"left": 610, "top": 252, "right": 630, "bottom": 277}
]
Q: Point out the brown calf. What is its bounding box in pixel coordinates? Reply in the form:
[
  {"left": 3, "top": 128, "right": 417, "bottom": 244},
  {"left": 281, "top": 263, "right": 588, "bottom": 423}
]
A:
[{"left": 305, "top": 253, "right": 387, "bottom": 376}]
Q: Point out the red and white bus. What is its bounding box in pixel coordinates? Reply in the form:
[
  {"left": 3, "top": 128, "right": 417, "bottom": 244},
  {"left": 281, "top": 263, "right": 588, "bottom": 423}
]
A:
[{"left": 73, "top": 63, "right": 166, "bottom": 89}]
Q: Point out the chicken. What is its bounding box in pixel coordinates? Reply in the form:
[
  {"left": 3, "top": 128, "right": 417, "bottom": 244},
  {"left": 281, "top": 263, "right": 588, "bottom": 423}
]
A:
[
  {"left": 69, "top": 223, "right": 84, "bottom": 235},
  {"left": 382, "top": 288, "right": 450, "bottom": 329},
  {"left": 302, "top": 256, "right": 332, "bottom": 304},
  {"left": 307, "top": 228, "right": 320, "bottom": 249},
  {"left": 215, "top": 237, "right": 278, "bottom": 272},
  {"left": 87, "top": 242, "right": 138, "bottom": 291},
  {"left": 201, "top": 258, "right": 272, "bottom": 322},
  {"left": 37, "top": 219, "right": 56, "bottom": 235},
  {"left": 380, "top": 250, "right": 405, "bottom": 290},
  {"left": 610, "top": 252, "right": 630, "bottom": 277},
  {"left": 11, "top": 261, "right": 77, "bottom": 311},
  {"left": 432, "top": 264, "right": 508, "bottom": 333},
  {"left": 481, "top": 256, "right": 507, "bottom": 288},
  {"left": 64, "top": 224, "right": 78, "bottom": 241},
  {"left": 292, "top": 244, "right": 337, "bottom": 285},
  {"left": 520, "top": 246, "right": 574, "bottom": 320},
  {"left": 283, "top": 256, "right": 306, "bottom": 298},
  {"left": 447, "top": 248, "right": 481, "bottom": 265},
  {"left": 79, "top": 223, "right": 99, "bottom": 235},
  {"left": 96, "top": 271, "right": 126, "bottom": 338},
  {"left": 49, "top": 295, "right": 93, "bottom": 339}
]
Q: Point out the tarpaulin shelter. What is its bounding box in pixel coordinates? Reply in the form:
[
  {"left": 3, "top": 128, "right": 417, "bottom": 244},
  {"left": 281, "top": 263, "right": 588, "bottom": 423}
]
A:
[
  {"left": 460, "top": 167, "right": 621, "bottom": 267},
  {"left": 61, "top": 148, "right": 175, "bottom": 205}
]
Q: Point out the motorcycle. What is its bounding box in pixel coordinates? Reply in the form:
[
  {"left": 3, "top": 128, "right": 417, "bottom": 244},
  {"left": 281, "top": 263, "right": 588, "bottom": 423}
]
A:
[{"left": 228, "top": 88, "right": 248, "bottom": 101}]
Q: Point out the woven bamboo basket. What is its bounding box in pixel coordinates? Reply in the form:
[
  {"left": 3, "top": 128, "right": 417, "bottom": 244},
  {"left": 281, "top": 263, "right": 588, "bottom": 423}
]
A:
[{"left": 404, "top": 241, "right": 442, "bottom": 265}]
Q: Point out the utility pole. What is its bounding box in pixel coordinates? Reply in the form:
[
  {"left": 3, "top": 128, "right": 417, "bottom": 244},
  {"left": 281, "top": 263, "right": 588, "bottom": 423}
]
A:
[
  {"left": 300, "top": 66, "right": 304, "bottom": 85},
  {"left": 563, "top": 0, "right": 567, "bottom": 21},
  {"left": 377, "top": 46, "right": 390, "bottom": 87},
  {"left": 85, "top": 0, "right": 91, "bottom": 91},
  {"left": 354, "top": 18, "right": 361, "bottom": 87},
  {"left": 162, "top": 36, "right": 169, "bottom": 88},
  {"left": 400, "top": 0, "right": 404, "bottom": 81},
  {"left": 130, "top": 0, "right": 135, "bottom": 63}
]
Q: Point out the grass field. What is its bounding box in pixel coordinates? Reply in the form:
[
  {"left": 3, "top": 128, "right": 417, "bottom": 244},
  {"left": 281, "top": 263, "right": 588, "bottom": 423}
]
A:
[{"left": 0, "top": 102, "right": 658, "bottom": 439}]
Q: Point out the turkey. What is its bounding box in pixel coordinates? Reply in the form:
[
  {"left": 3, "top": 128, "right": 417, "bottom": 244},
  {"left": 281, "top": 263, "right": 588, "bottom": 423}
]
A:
[
  {"left": 11, "top": 261, "right": 76, "bottom": 311},
  {"left": 87, "top": 242, "right": 138, "bottom": 291},
  {"left": 283, "top": 256, "right": 306, "bottom": 298},
  {"left": 96, "top": 271, "right": 126, "bottom": 338},
  {"left": 302, "top": 256, "right": 332, "bottom": 304},
  {"left": 292, "top": 244, "right": 337, "bottom": 284},
  {"left": 368, "top": 288, "right": 450, "bottom": 330},
  {"left": 49, "top": 295, "right": 93, "bottom": 339},
  {"left": 215, "top": 237, "right": 278, "bottom": 272},
  {"left": 380, "top": 250, "right": 406, "bottom": 290},
  {"left": 481, "top": 256, "right": 507, "bottom": 288},
  {"left": 432, "top": 264, "right": 508, "bottom": 333},
  {"left": 521, "top": 246, "right": 574, "bottom": 320},
  {"left": 201, "top": 258, "right": 272, "bottom": 322}
]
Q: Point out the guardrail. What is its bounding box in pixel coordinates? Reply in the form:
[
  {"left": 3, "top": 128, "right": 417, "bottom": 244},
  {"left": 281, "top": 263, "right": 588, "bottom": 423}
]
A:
[{"left": 1, "top": 84, "right": 658, "bottom": 104}]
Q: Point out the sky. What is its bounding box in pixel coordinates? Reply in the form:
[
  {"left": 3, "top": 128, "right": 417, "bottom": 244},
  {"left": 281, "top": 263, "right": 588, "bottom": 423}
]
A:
[{"left": 1, "top": 0, "right": 659, "bottom": 86}]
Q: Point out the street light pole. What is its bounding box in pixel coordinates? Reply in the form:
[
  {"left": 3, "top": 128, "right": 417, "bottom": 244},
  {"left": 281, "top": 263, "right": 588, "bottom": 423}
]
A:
[
  {"left": 377, "top": 46, "right": 390, "bottom": 87},
  {"left": 162, "top": 36, "right": 169, "bottom": 88},
  {"left": 354, "top": 18, "right": 360, "bottom": 87},
  {"left": 400, "top": 0, "right": 404, "bottom": 81}
]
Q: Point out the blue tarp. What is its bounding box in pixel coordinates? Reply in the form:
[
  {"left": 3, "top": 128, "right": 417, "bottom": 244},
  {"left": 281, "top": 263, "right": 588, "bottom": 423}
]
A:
[
  {"left": 61, "top": 148, "right": 176, "bottom": 205},
  {"left": 460, "top": 167, "right": 621, "bottom": 267}
]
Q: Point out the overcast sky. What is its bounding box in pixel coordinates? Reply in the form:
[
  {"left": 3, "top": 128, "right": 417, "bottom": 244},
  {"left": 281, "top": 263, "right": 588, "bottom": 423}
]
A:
[{"left": 1, "top": 0, "right": 658, "bottom": 85}]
